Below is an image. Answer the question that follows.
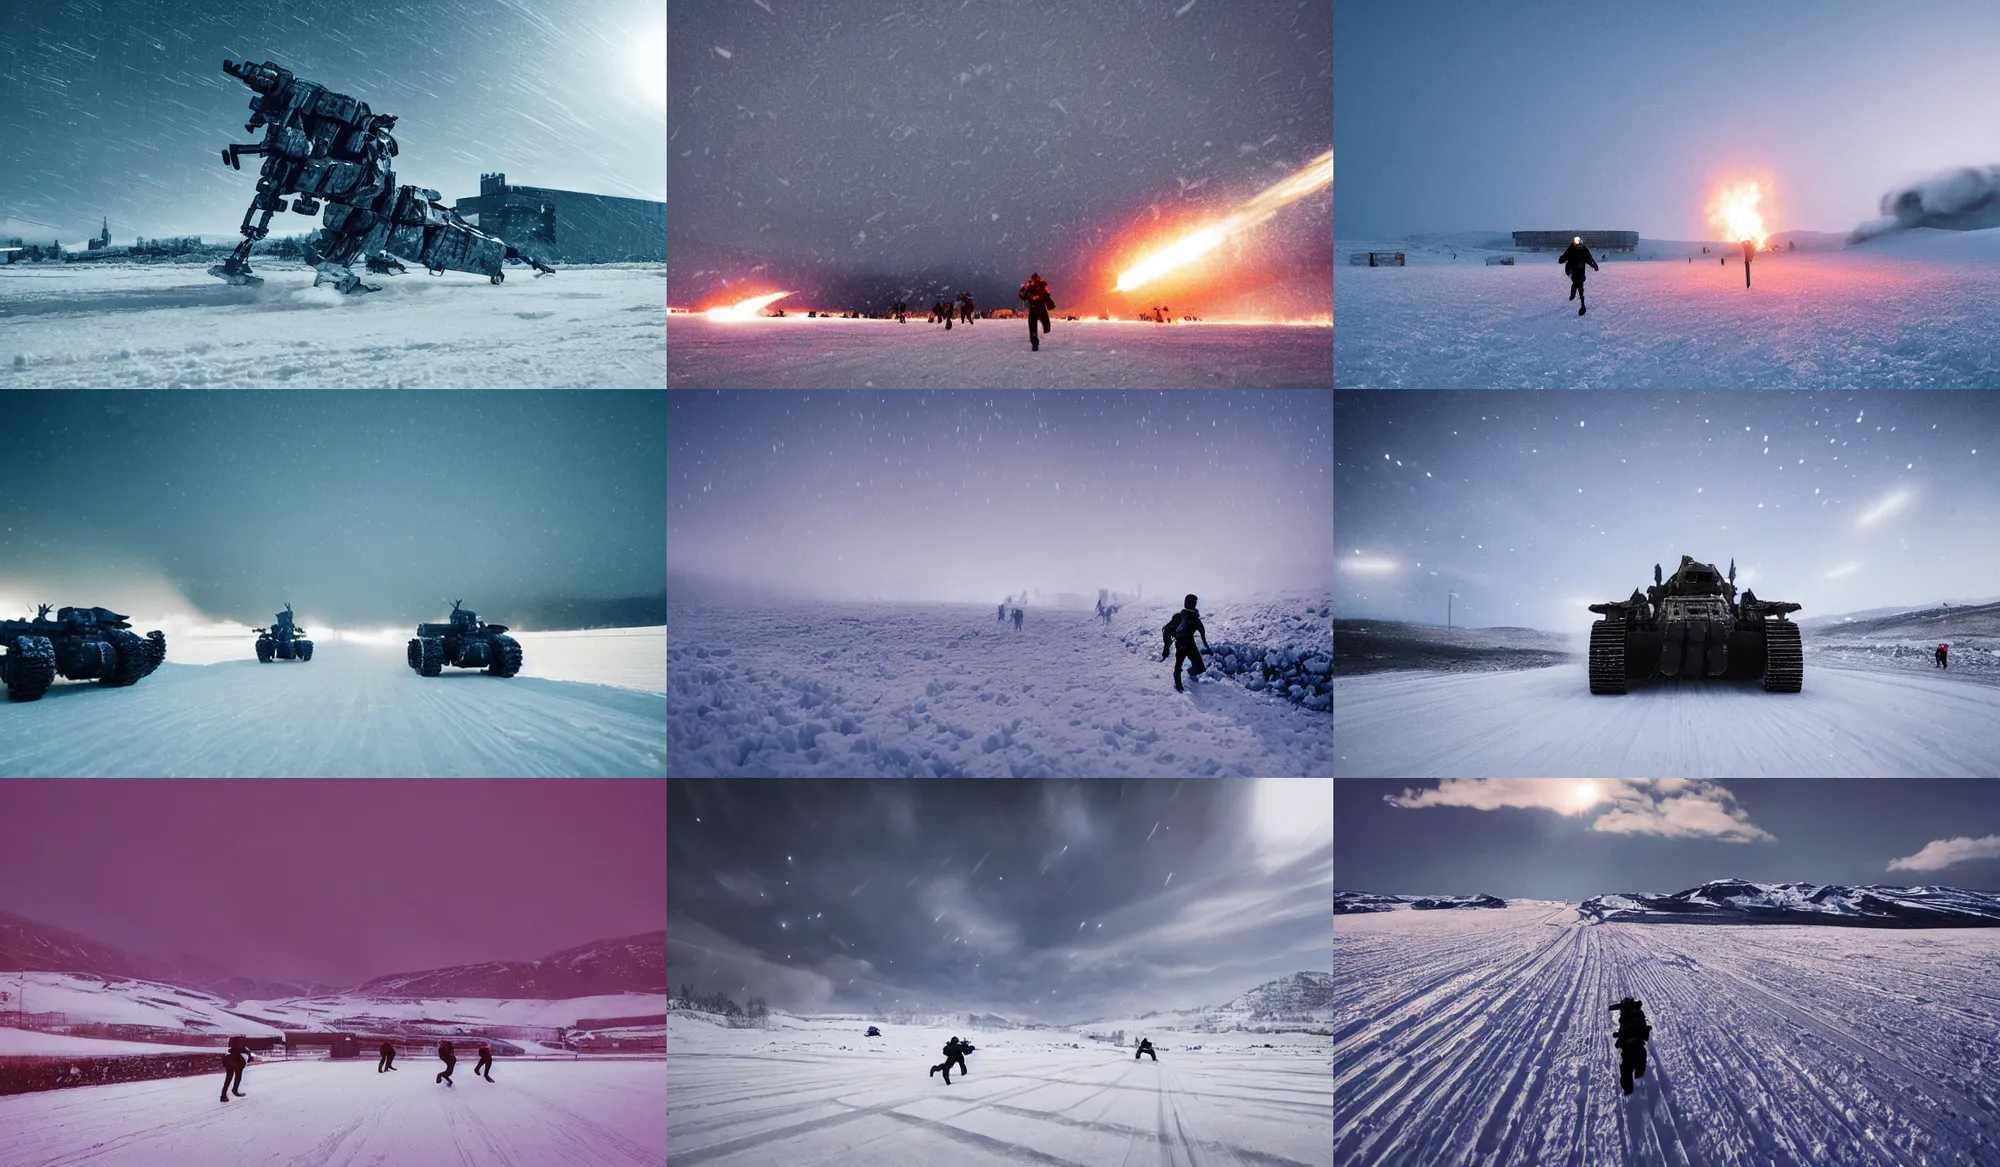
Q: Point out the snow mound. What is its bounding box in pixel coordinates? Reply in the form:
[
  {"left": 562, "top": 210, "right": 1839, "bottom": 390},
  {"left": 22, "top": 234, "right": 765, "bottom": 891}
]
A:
[{"left": 1409, "top": 893, "right": 1508, "bottom": 910}]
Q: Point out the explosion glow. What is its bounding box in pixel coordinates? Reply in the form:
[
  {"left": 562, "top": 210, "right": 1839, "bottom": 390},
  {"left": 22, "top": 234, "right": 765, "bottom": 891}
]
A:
[
  {"left": 1114, "top": 149, "right": 1333, "bottom": 292},
  {"left": 705, "top": 291, "right": 793, "bottom": 320},
  {"left": 1710, "top": 181, "right": 1770, "bottom": 250}
]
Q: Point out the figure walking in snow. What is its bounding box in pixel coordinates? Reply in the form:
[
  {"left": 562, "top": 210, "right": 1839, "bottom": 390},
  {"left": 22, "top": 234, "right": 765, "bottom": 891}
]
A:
[
  {"left": 1160, "top": 594, "right": 1211, "bottom": 692},
  {"left": 475, "top": 1043, "right": 495, "bottom": 1082},
  {"left": 377, "top": 1041, "right": 397, "bottom": 1072},
  {"left": 1011, "top": 607, "right": 1024, "bottom": 631},
  {"left": 1937, "top": 642, "right": 1949, "bottom": 668},
  {"left": 999, "top": 600, "right": 1008, "bottom": 623},
  {"left": 1135, "top": 1037, "right": 1158, "bottom": 1061},
  {"left": 930, "top": 1036, "right": 972, "bottom": 1084},
  {"left": 1019, "top": 272, "right": 1055, "bottom": 350},
  {"left": 436, "top": 1040, "right": 457, "bottom": 1086},
  {"left": 958, "top": 290, "right": 976, "bottom": 324},
  {"left": 1611, "top": 997, "right": 1651, "bottom": 1095},
  {"left": 219, "top": 1036, "right": 250, "bottom": 1102},
  {"left": 1559, "top": 235, "right": 1599, "bottom": 316}
]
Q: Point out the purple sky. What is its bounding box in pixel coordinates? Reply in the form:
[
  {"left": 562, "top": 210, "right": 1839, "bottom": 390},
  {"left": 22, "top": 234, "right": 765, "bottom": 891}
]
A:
[{"left": 0, "top": 780, "right": 665, "bottom": 988}]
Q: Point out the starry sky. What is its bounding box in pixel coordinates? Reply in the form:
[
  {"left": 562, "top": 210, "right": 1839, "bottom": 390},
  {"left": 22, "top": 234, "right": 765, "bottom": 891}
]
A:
[
  {"left": 669, "top": 0, "right": 1331, "bottom": 320},
  {"left": 0, "top": 0, "right": 665, "bottom": 244},
  {"left": 668, "top": 778, "right": 1333, "bottom": 1022},
  {"left": 0, "top": 391, "right": 665, "bottom": 627},
  {"left": 1336, "top": 0, "right": 2000, "bottom": 239},
  {"left": 1336, "top": 391, "right": 2000, "bottom": 632},
  {"left": 1337, "top": 778, "right": 2000, "bottom": 901},
  {"left": 0, "top": 779, "right": 667, "bottom": 988},
  {"left": 669, "top": 389, "right": 1332, "bottom": 603}
]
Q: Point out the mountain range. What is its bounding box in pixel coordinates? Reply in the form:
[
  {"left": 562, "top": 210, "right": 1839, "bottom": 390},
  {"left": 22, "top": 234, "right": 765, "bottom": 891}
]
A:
[{"left": 1579, "top": 880, "right": 2000, "bottom": 927}]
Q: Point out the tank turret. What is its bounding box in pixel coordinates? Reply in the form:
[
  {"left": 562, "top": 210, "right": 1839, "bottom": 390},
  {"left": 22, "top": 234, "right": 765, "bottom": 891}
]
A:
[{"left": 1587, "top": 553, "right": 1802, "bottom": 694}]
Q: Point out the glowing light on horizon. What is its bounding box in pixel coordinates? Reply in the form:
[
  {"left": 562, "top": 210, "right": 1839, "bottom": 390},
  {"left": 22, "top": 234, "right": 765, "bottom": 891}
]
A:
[
  {"left": 705, "top": 291, "right": 793, "bottom": 320},
  {"left": 1709, "top": 181, "right": 1771, "bottom": 250},
  {"left": 1114, "top": 149, "right": 1332, "bottom": 292}
]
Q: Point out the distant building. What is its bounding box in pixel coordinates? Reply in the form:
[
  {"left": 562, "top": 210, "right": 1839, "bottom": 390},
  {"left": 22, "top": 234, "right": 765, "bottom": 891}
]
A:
[
  {"left": 87, "top": 217, "right": 111, "bottom": 251},
  {"left": 454, "top": 173, "right": 664, "bottom": 263},
  {"left": 1513, "top": 230, "right": 1638, "bottom": 252}
]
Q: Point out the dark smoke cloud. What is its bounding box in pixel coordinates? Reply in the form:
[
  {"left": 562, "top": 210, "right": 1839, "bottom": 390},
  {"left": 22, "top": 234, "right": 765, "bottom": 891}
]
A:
[{"left": 1850, "top": 165, "right": 2000, "bottom": 242}]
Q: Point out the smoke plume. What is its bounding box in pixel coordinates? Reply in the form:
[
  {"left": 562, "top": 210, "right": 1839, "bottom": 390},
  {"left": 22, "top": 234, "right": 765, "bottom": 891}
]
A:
[{"left": 1850, "top": 165, "right": 2000, "bottom": 243}]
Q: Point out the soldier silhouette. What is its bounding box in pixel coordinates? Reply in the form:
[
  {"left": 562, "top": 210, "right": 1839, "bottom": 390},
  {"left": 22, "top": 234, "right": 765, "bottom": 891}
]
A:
[{"left": 1611, "top": 997, "right": 1651, "bottom": 1095}]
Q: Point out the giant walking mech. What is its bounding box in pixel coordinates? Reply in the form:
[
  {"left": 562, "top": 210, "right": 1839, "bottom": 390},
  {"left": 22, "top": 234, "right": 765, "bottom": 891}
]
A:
[{"left": 211, "top": 59, "right": 555, "bottom": 293}]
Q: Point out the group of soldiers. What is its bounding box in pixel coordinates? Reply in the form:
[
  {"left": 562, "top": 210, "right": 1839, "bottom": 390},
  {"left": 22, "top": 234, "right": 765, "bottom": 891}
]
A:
[{"left": 219, "top": 1036, "right": 496, "bottom": 1102}]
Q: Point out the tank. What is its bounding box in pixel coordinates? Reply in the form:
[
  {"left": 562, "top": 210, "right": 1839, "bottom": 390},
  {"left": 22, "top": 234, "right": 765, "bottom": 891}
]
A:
[
  {"left": 254, "top": 602, "right": 314, "bottom": 663},
  {"left": 406, "top": 600, "right": 522, "bottom": 678},
  {"left": 0, "top": 604, "right": 168, "bottom": 702},
  {"left": 1587, "top": 554, "right": 1802, "bottom": 694}
]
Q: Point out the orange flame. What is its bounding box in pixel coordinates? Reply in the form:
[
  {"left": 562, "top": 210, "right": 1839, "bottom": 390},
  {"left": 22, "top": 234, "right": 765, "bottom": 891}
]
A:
[
  {"left": 1114, "top": 149, "right": 1332, "bottom": 292},
  {"left": 1709, "top": 181, "right": 1770, "bottom": 250},
  {"left": 704, "top": 291, "right": 793, "bottom": 320}
]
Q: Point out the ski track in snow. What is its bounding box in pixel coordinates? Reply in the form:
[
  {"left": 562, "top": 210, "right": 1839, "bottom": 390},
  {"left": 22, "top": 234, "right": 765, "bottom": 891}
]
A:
[
  {"left": 668, "top": 316, "right": 1331, "bottom": 388},
  {"left": 0, "top": 641, "right": 666, "bottom": 777},
  {"left": 1334, "top": 236, "right": 2000, "bottom": 388},
  {"left": 1333, "top": 660, "right": 2000, "bottom": 776},
  {"left": 0, "top": 1058, "right": 665, "bottom": 1167},
  {"left": 1335, "top": 905, "right": 2000, "bottom": 1166},
  {"left": 669, "top": 1019, "right": 1331, "bottom": 1167},
  {"left": 0, "top": 262, "right": 666, "bottom": 389},
  {"left": 668, "top": 601, "right": 1332, "bottom": 777}
]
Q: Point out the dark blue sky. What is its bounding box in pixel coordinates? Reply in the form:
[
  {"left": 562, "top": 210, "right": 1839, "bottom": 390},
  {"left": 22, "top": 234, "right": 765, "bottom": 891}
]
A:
[
  {"left": 668, "top": 778, "right": 1332, "bottom": 1021},
  {"left": 0, "top": 391, "right": 664, "bottom": 625},
  {"left": 670, "top": 389, "right": 1332, "bottom": 603},
  {"left": 1336, "top": 0, "right": 2000, "bottom": 239},
  {"left": 669, "top": 0, "right": 1331, "bottom": 316},
  {"left": 1337, "top": 778, "right": 2000, "bottom": 900},
  {"left": 0, "top": 0, "right": 664, "bottom": 244},
  {"left": 1336, "top": 390, "right": 2000, "bottom": 631}
]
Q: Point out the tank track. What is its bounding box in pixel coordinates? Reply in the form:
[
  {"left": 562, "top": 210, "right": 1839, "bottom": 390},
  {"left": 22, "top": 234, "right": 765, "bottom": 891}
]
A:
[
  {"left": 100, "top": 629, "right": 150, "bottom": 687},
  {"left": 5, "top": 635, "right": 57, "bottom": 701},
  {"left": 1762, "top": 620, "right": 1803, "bottom": 692},
  {"left": 485, "top": 635, "right": 522, "bottom": 677},
  {"left": 1589, "top": 617, "right": 1628, "bottom": 694}
]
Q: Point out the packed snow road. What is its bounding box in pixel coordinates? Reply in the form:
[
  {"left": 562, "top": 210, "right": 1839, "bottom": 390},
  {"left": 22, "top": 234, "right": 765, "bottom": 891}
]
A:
[
  {"left": 668, "top": 1018, "right": 1332, "bottom": 1167},
  {"left": 668, "top": 315, "right": 1332, "bottom": 388},
  {"left": 0, "top": 640, "right": 666, "bottom": 777},
  {"left": 0, "top": 1057, "right": 665, "bottom": 1167},
  {"left": 1334, "top": 660, "right": 2000, "bottom": 776},
  {"left": 1334, "top": 904, "right": 2000, "bottom": 1167}
]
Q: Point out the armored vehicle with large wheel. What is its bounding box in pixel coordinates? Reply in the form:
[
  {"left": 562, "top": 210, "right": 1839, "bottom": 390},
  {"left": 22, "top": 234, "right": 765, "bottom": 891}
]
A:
[
  {"left": 406, "top": 600, "right": 522, "bottom": 678},
  {"left": 0, "top": 604, "right": 168, "bottom": 702},
  {"left": 254, "top": 602, "right": 314, "bottom": 662},
  {"left": 1588, "top": 555, "right": 1802, "bottom": 694}
]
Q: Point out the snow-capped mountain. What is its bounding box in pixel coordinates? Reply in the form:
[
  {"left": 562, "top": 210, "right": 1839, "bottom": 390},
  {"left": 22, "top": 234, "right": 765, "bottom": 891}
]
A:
[
  {"left": 1214, "top": 971, "right": 1334, "bottom": 1021},
  {"left": 1334, "top": 891, "right": 1409, "bottom": 914},
  {"left": 1410, "top": 894, "right": 1508, "bottom": 911},
  {"left": 0, "top": 911, "right": 177, "bottom": 983},
  {"left": 353, "top": 931, "right": 665, "bottom": 998},
  {"left": 1579, "top": 880, "right": 2000, "bottom": 927}
]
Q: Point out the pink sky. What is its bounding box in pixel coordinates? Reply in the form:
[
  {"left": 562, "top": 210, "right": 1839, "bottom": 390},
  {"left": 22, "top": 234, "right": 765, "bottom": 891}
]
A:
[{"left": 0, "top": 779, "right": 665, "bottom": 988}]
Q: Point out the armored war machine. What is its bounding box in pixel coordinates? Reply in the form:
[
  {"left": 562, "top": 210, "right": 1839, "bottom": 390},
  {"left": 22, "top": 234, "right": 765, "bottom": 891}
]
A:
[
  {"left": 255, "top": 602, "right": 314, "bottom": 662},
  {"left": 1588, "top": 555, "right": 1803, "bottom": 694},
  {"left": 407, "top": 601, "right": 522, "bottom": 678},
  {"left": 211, "top": 58, "right": 555, "bottom": 293},
  {"left": 0, "top": 605, "right": 167, "bottom": 702}
]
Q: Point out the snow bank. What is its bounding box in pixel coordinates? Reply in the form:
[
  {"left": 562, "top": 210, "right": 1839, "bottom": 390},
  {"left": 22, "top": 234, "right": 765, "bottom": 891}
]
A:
[
  {"left": 669, "top": 315, "right": 1330, "bottom": 388},
  {"left": 1117, "top": 590, "right": 1332, "bottom": 710},
  {"left": 0, "top": 261, "right": 665, "bottom": 388}
]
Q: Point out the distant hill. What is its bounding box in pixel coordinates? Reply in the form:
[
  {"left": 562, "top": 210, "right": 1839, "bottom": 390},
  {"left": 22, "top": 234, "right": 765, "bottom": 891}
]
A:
[
  {"left": 0, "top": 911, "right": 177, "bottom": 984},
  {"left": 1215, "top": 971, "right": 1335, "bottom": 1021},
  {"left": 1801, "top": 599, "right": 2000, "bottom": 641},
  {"left": 512, "top": 592, "right": 665, "bottom": 630},
  {"left": 354, "top": 931, "right": 665, "bottom": 998},
  {"left": 1335, "top": 619, "right": 1571, "bottom": 676},
  {"left": 1579, "top": 880, "right": 2000, "bottom": 927}
]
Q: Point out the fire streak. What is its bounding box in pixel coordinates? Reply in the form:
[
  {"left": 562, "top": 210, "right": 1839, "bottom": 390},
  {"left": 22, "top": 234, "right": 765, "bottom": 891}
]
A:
[
  {"left": 705, "top": 291, "right": 793, "bottom": 320},
  {"left": 1114, "top": 149, "right": 1333, "bottom": 292}
]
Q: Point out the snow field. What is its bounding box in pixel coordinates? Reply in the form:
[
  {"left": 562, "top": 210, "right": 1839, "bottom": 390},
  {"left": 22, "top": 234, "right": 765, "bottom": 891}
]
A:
[
  {"left": 0, "top": 639, "right": 666, "bottom": 777},
  {"left": 0, "top": 261, "right": 666, "bottom": 388},
  {"left": 667, "top": 600, "right": 1333, "bottom": 777},
  {"left": 1333, "top": 659, "right": 2000, "bottom": 776},
  {"left": 0, "top": 1055, "right": 665, "bottom": 1167},
  {"left": 668, "top": 1015, "right": 1331, "bottom": 1167},
  {"left": 1334, "top": 904, "right": 2000, "bottom": 1166},
  {"left": 1334, "top": 229, "right": 2000, "bottom": 387},
  {"left": 668, "top": 314, "right": 1332, "bottom": 388}
]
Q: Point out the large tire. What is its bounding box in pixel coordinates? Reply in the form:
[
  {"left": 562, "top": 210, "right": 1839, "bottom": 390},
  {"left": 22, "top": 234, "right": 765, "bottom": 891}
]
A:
[
  {"left": 142, "top": 631, "right": 166, "bottom": 676},
  {"left": 100, "top": 629, "right": 150, "bottom": 687},
  {"left": 407, "top": 638, "right": 423, "bottom": 672},
  {"left": 5, "top": 635, "right": 56, "bottom": 702},
  {"left": 1589, "top": 617, "right": 1628, "bottom": 695},
  {"left": 416, "top": 636, "right": 443, "bottom": 676},
  {"left": 257, "top": 637, "right": 275, "bottom": 663},
  {"left": 295, "top": 639, "right": 313, "bottom": 662},
  {"left": 485, "top": 635, "right": 522, "bottom": 677},
  {"left": 1763, "top": 620, "right": 1803, "bottom": 693}
]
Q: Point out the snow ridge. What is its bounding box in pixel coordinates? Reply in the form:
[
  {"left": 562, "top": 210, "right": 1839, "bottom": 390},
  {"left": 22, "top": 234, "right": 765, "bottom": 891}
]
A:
[{"left": 1578, "top": 879, "right": 2000, "bottom": 926}]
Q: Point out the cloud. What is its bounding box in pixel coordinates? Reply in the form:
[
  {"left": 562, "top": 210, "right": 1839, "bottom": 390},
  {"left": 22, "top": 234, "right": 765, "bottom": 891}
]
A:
[
  {"left": 1387, "top": 779, "right": 1774, "bottom": 842},
  {"left": 1887, "top": 834, "right": 2000, "bottom": 872},
  {"left": 919, "top": 874, "right": 1021, "bottom": 955}
]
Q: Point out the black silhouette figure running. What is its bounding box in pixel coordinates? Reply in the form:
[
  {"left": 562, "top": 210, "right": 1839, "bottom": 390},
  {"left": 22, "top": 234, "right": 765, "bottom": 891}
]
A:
[
  {"left": 930, "top": 1036, "right": 972, "bottom": 1084},
  {"left": 219, "top": 1036, "right": 250, "bottom": 1102},
  {"left": 377, "top": 1041, "right": 397, "bottom": 1072},
  {"left": 1135, "top": 1037, "right": 1158, "bottom": 1061},
  {"left": 1559, "top": 236, "right": 1599, "bottom": 316},
  {"left": 1611, "top": 997, "right": 1651, "bottom": 1095},
  {"left": 436, "top": 1040, "right": 457, "bottom": 1086},
  {"left": 1160, "top": 594, "right": 1211, "bottom": 692},
  {"left": 1019, "top": 272, "right": 1055, "bottom": 350},
  {"left": 1936, "top": 642, "right": 1949, "bottom": 668},
  {"left": 475, "top": 1043, "right": 495, "bottom": 1082}
]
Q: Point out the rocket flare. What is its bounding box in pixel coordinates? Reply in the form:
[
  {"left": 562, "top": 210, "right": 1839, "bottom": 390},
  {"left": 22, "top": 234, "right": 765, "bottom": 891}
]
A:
[
  {"left": 1114, "top": 149, "right": 1332, "bottom": 292},
  {"left": 704, "top": 291, "right": 793, "bottom": 320}
]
